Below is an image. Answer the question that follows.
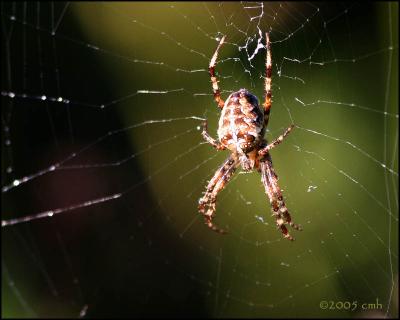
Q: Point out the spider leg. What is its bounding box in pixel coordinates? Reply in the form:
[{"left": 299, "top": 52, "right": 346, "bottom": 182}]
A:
[
  {"left": 198, "top": 155, "right": 238, "bottom": 233},
  {"left": 260, "top": 154, "right": 301, "bottom": 241},
  {"left": 263, "top": 32, "right": 272, "bottom": 127},
  {"left": 209, "top": 35, "right": 226, "bottom": 109},
  {"left": 201, "top": 120, "right": 226, "bottom": 150},
  {"left": 258, "top": 124, "right": 294, "bottom": 157}
]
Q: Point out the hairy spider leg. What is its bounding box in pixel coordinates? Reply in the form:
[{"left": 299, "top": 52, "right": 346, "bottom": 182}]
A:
[
  {"left": 260, "top": 155, "right": 301, "bottom": 241},
  {"left": 209, "top": 35, "right": 226, "bottom": 109},
  {"left": 201, "top": 120, "right": 226, "bottom": 150},
  {"left": 258, "top": 124, "right": 294, "bottom": 157},
  {"left": 264, "top": 156, "right": 301, "bottom": 231},
  {"left": 260, "top": 160, "right": 291, "bottom": 240},
  {"left": 198, "top": 155, "right": 239, "bottom": 234},
  {"left": 263, "top": 32, "right": 272, "bottom": 127}
]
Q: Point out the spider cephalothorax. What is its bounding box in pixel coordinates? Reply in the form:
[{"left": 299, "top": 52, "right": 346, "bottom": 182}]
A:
[{"left": 198, "top": 33, "right": 301, "bottom": 241}]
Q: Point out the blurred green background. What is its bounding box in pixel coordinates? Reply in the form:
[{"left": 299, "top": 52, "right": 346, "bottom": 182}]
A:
[{"left": 1, "top": 2, "right": 398, "bottom": 318}]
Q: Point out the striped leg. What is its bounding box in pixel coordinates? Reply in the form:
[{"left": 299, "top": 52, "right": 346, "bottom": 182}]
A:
[
  {"left": 209, "top": 36, "right": 226, "bottom": 109},
  {"left": 201, "top": 120, "right": 226, "bottom": 150},
  {"left": 260, "top": 154, "right": 301, "bottom": 241},
  {"left": 258, "top": 124, "right": 294, "bottom": 157},
  {"left": 198, "top": 155, "right": 238, "bottom": 233},
  {"left": 263, "top": 32, "right": 272, "bottom": 127}
]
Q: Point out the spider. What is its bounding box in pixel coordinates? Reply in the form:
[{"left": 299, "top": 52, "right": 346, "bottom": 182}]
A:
[{"left": 198, "top": 33, "right": 301, "bottom": 241}]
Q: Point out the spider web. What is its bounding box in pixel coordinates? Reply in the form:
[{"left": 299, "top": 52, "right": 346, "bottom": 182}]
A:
[{"left": 1, "top": 2, "right": 398, "bottom": 318}]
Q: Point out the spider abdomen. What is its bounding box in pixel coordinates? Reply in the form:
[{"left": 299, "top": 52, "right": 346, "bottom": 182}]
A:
[{"left": 217, "top": 89, "right": 265, "bottom": 154}]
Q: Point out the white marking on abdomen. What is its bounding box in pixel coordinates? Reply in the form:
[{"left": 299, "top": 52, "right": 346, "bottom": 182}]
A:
[{"left": 229, "top": 105, "right": 239, "bottom": 151}]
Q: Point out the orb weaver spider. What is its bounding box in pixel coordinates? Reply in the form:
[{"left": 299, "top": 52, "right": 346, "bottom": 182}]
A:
[{"left": 198, "top": 33, "right": 301, "bottom": 241}]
